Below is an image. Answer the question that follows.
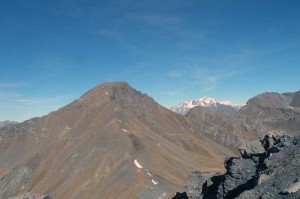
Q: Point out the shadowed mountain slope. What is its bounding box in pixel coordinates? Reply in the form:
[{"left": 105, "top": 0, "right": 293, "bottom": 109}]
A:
[{"left": 0, "top": 82, "right": 236, "bottom": 199}]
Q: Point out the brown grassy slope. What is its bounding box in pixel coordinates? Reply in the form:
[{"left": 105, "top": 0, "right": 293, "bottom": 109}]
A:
[{"left": 0, "top": 82, "right": 236, "bottom": 199}]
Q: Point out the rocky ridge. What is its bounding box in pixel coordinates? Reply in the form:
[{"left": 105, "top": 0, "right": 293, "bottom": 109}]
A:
[{"left": 175, "top": 133, "right": 300, "bottom": 199}]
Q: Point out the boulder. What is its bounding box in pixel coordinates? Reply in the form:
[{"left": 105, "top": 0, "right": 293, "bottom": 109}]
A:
[
  {"left": 184, "top": 171, "right": 216, "bottom": 198},
  {"left": 239, "top": 139, "right": 265, "bottom": 158},
  {"left": 217, "top": 157, "right": 257, "bottom": 198},
  {"left": 281, "top": 179, "right": 300, "bottom": 194}
]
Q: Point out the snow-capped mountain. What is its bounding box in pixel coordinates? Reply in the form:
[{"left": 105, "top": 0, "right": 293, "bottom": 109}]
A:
[{"left": 169, "top": 97, "right": 242, "bottom": 115}]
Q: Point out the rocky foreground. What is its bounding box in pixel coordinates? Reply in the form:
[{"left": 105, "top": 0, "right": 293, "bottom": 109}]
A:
[{"left": 174, "top": 133, "right": 300, "bottom": 199}]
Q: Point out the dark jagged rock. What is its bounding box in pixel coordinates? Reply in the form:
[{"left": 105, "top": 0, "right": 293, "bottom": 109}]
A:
[
  {"left": 172, "top": 171, "right": 224, "bottom": 199},
  {"left": 184, "top": 171, "right": 205, "bottom": 198},
  {"left": 261, "top": 133, "right": 292, "bottom": 153},
  {"left": 173, "top": 192, "right": 188, "bottom": 199},
  {"left": 174, "top": 134, "right": 300, "bottom": 199},
  {"left": 218, "top": 157, "right": 257, "bottom": 199},
  {"left": 239, "top": 139, "right": 265, "bottom": 158},
  {"left": 184, "top": 171, "right": 216, "bottom": 198}
]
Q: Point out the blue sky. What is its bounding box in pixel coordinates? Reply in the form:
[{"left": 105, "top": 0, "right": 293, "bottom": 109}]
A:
[{"left": 1, "top": 0, "right": 300, "bottom": 122}]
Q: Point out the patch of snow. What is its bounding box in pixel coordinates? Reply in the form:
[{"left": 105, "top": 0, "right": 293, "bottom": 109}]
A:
[
  {"left": 152, "top": 179, "right": 159, "bottom": 185},
  {"left": 66, "top": 125, "right": 72, "bottom": 130},
  {"left": 118, "top": 120, "right": 122, "bottom": 123},
  {"left": 145, "top": 185, "right": 156, "bottom": 190},
  {"left": 147, "top": 171, "right": 152, "bottom": 177},
  {"left": 134, "top": 159, "right": 143, "bottom": 169},
  {"left": 122, "top": 129, "right": 130, "bottom": 134},
  {"left": 72, "top": 153, "right": 78, "bottom": 158},
  {"left": 289, "top": 106, "right": 300, "bottom": 111},
  {"left": 106, "top": 91, "right": 108, "bottom": 96}
]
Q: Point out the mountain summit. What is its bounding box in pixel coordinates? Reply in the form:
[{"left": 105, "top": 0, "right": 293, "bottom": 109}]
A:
[
  {"left": 0, "top": 81, "right": 235, "bottom": 199},
  {"left": 169, "top": 97, "right": 242, "bottom": 115}
]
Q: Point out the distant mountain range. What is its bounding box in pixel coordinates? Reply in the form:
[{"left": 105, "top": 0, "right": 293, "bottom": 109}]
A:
[
  {"left": 169, "top": 97, "right": 242, "bottom": 115},
  {"left": 1, "top": 82, "right": 299, "bottom": 199},
  {"left": 0, "top": 120, "right": 18, "bottom": 128}
]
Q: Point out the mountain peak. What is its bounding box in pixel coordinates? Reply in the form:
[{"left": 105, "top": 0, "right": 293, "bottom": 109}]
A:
[
  {"left": 74, "top": 81, "right": 159, "bottom": 118},
  {"left": 0, "top": 81, "right": 237, "bottom": 199},
  {"left": 170, "top": 97, "right": 242, "bottom": 115},
  {"left": 99, "top": 81, "right": 130, "bottom": 88},
  {"left": 79, "top": 81, "right": 134, "bottom": 101},
  {"left": 198, "top": 96, "right": 217, "bottom": 104}
]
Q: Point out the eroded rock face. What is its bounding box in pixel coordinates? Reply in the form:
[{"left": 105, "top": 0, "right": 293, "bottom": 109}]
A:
[{"left": 174, "top": 134, "right": 300, "bottom": 199}]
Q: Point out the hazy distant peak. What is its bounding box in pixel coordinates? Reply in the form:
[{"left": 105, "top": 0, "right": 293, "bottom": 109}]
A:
[
  {"left": 0, "top": 120, "right": 18, "bottom": 128},
  {"left": 170, "top": 97, "right": 242, "bottom": 115}
]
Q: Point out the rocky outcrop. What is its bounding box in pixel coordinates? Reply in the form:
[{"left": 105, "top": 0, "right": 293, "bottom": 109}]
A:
[
  {"left": 8, "top": 192, "right": 51, "bottom": 199},
  {"left": 174, "top": 133, "right": 300, "bottom": 199},
  {"left": 238, "top": 139, "right": 265, "bottom": 158},
  {"left": 183, "top": 171, "right": 224, "bottom": 199}
]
